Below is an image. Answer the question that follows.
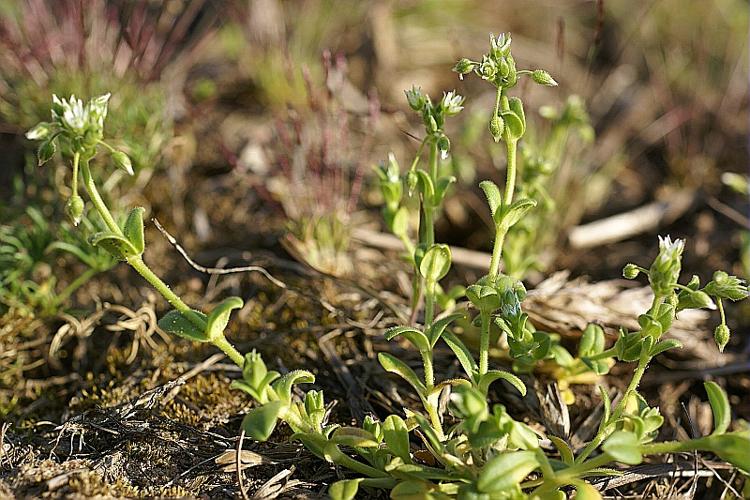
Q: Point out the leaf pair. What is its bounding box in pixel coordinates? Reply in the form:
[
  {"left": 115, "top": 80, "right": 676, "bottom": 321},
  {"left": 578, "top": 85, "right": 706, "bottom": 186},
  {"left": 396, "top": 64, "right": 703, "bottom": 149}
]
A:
[
  {"left": 89, "top": 206, "right": 145, "bottom": 260},
  {"left": 158, "top": 296, "right": 243, "bottom": 343},
  {"left": 479, "top": 180, "right": 536, "bottom": 229}
]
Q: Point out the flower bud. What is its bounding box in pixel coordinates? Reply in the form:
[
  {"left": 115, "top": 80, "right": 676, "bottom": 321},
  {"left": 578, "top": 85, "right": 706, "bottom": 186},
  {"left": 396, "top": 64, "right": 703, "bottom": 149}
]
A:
[
  {"left": 26, "top": 122, "right": 53, "bottom": 141},
  {"left": 452, "top": 58, "right": 476, "bottom": 76},
  {"left": 479, "top": 55, "right": 498, "bottom": 81},
  {"left": 489, "top": 114, "right": 505, "bottom": 143},
  {"left": 65, "top": 194, "right": 85, "bottom": 226},
  {"left": 648, "top": 235, "right": 684, "bottom": 296},
  {"left": 437, "top": 135, "right": 450, "bottom": 159},
  {"left": 404, "top": 86, "right": 425, "bottom": 111},
  {"left": 714, "top": 324, "right": 730, "bottom": 352},
  {"left": 704, "top": 271, "right": 749, "bottom": 301},
  {"left": 532, "top": 69, "right": 558, "bottom": 87},
  {"left": 111, "top": 150, "right": 134, "bottom": 175},
  {"left": 623, "top": 263, "right": 640, "bottom": 279}
]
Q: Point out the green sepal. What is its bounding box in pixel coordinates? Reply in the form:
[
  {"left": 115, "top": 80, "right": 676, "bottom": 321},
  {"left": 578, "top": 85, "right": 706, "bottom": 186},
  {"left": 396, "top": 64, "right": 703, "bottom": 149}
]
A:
[
  {"left": 158, "top": 309, "right": 209, "bottom": 342},
  {"left": 123, "top": 206, "right": 145, "bottom": 255},
  {"left": 205, "top": 296, "right": 243, "bottom": 341}
]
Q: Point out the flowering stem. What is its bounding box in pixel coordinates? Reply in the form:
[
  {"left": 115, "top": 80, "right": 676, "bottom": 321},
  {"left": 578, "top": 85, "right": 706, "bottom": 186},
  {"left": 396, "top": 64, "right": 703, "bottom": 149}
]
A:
[{"left": 80, "top": 157, "right": 244, "bottom": 368}]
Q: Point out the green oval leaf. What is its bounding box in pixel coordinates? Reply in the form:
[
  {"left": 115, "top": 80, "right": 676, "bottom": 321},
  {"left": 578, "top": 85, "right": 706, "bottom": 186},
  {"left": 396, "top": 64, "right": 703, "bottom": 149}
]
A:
[
  {"left": 549, "top": 436, "right": 574, "bottom": 465},
  {"left": 158, "top": 309, "right": 209, "bottom": 342},
  {"left": 419, "top": 244, "right": 451, "bottom": 283},
  {"left": 329, "top": 479, "right": 363, "bottom": 500},
  {"left": 477, "top": 450, "right": 539, "bottom": 493},
  {"left": 383, "top": 415, "right": 411, "bottom": 462},
  {"left": 123, "top": 206, "right": 145, "bottom": 255},
  {"left": 241, "top": 400, "right": 284, "bottom": 441},
  {"left": 479, "top": 180, "right": 503, "bottom": 218},
  {"left": 501, "top": 110, "right": 524, "bottom": 141},
  {"left": 602, "top": 431, "right": 642, "bottom": 465},
  {"left": 206, "top": 296, "right": 243, "bottom": 341},
  {"left": 704, "top": 381, "right": 730, "bottom": 435},
  {"left": 90, "top": 231, "right": 138, "bottom": 260}
]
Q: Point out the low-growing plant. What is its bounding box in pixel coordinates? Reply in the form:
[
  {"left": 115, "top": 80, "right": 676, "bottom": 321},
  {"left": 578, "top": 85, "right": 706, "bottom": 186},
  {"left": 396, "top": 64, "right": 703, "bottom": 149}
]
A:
[{"left": 30, "top": 34, "right": 750, "bottom": 499}]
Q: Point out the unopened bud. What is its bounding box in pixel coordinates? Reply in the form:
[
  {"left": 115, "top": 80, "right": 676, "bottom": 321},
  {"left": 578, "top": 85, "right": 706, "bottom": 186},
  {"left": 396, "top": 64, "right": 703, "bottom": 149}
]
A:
[
  {"left": 623, "top": 263, "right": 640, "bottom": 279},
  {"left": 111, "top": 150, "right": 133, "bottom": 175},
  {"left": 65, "top": 195, "right": 85, "bottom": 226},
  {"left": 489, "top": 114, "right": 505, "bottom": 142},
  {"left": 532, "top": 69, "right": 558, "bottom": 87},
  {"left": 714, "top": 324, "right": 730, "bottom": 352}
]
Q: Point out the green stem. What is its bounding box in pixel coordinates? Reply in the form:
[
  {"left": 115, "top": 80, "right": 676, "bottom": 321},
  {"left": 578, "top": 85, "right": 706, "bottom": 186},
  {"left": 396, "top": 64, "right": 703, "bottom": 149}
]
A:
[
  {"left": 80, "top": 159, "right": 120, "bottom": 234},
  {"left": 71, "top": 152, "right": 80, "bottom": 195},
  {"left": 213, "top": 332, "right": 247, "bottom": 367},
  {"left": 421, "top": 350, "right": 434, "bottom": 389},
  {"left": 330, "top": 448, "right": 391, "bottom": 479},
  {"left": 488, "top": 222, "right": 507, "bottom": 279},
  {"left": 503, "top": 140, "right": 518, "bottom": 206},
  {"left": 425, "top": 400, "right": 445, "bottom": 441},
  {"left": 575, "top": 347, "right": 651, "bottom": 463},
  {"left": 424, "top": 281, "right": 436, "bottom": 327},
  {"left": 479, "top": 310, "right": 491, "bottom": 375}
]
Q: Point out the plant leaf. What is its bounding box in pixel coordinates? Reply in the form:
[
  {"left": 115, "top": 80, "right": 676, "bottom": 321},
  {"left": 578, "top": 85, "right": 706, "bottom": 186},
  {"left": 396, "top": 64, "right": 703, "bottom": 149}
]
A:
[
  {"left": 549, "top": 436, "right": 574, "bottom": 465},
  {"left": 572, "top": 480, "right": 603, "bottom": 500},
  {"left": 440, "top": 331, "right": 478, "bottom": 380},
  {"left": 427, "top": 311, "right": 466, "bottom": 347},
  {"left": 241, "top": 400, "right": 284, "bottom": 441},
  {"left": 704, "top": 381, "right": 730, "bottom": 435},
  {"left": 383, "top": 415, "right": 411, "bottom": 462},
  {"left": 477, "top": 450, "right": 539, "bottom": 493},
  {"left": 205, "top": 296, "right": 243, "bottom": 341},
  {"left": 650, "top": 338, "right": 682, "bottom": 357},
  {"left": 477, "top": 370, "right": 526, "bottom": 396},
  {"left": 386, "top": 326, "right": 431, "bottom": 353},
  {"left": 271, "top": 370, "right": 315, "bottom": 402},
  {"left": 123, "top": 206, "right": 145, "bottom": 254},
  {"left": 496, "top": 198, "right": 536, "bottom": 228},
  {"left": 699, "top": 431, "right": 750, "bottom": 474},
  {"left": 158, "top": 309, "right": 209, "bottom": 342},
  {"left": 90, "top": 231, "right": 138, "bottom": 260},
  {"left": 602, "top": 431, "right": 642, "bottom": 465},
  {"left": 328, "top": 479, "right": 363, "bottom": 500},
  {"left": 331, "top": 427, "right": 380, "bottom": 448},
  {"left": 419, "top": 244, "right": 452, "bottom": 283},
  {"left": 378, "top": 353, "right": 426, "bottom": 396},
  {"left": 479, "top": 180, "right": 502, "bottom": 218}
]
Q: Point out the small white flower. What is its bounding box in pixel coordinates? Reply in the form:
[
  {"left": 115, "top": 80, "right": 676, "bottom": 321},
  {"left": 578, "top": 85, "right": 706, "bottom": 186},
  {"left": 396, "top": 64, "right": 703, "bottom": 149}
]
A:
[{"left": 441, "top": 90, "right": 464, "bottom": 116}]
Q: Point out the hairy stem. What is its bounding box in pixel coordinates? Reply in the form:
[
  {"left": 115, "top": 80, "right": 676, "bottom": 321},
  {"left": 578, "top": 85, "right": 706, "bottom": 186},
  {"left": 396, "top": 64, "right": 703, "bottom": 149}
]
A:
[{"left": 479, "top": 310, "right": 491, "bottom": 375}]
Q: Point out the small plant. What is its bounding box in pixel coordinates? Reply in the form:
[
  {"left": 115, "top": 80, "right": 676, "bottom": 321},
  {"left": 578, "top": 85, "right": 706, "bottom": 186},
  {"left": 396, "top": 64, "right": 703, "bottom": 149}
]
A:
[{"left": 31, "top": 34, "right": 750, "bottom": 499}]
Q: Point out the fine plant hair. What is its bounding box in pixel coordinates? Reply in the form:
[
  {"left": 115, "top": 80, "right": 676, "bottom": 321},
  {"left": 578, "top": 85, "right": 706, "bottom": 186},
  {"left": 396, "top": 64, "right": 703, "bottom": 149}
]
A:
[{"left": 30, "top": 33, "right": 750, "bottom": 499}]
